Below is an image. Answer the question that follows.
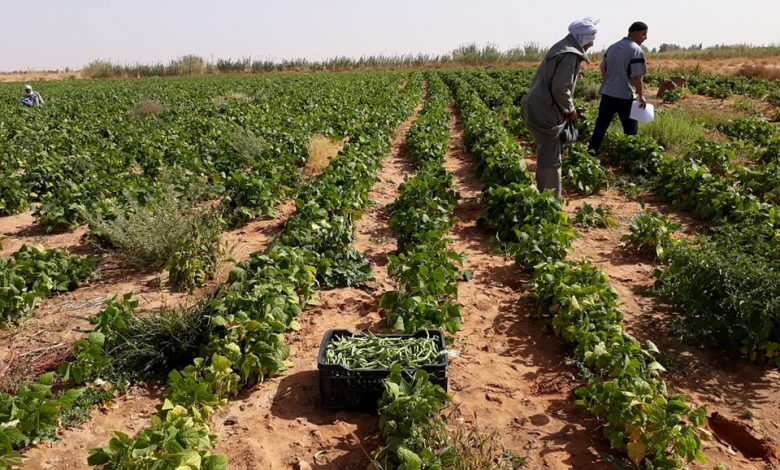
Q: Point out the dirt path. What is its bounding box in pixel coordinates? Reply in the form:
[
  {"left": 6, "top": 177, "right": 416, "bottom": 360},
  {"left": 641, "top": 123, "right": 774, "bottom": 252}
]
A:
[{"left": 439, "top": 108, "right": 616, "bottom": 469}]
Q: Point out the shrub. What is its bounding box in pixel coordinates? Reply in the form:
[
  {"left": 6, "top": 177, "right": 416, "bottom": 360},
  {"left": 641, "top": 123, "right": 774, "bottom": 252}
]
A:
[
  {"left": 85, "top": 184, "right": 220, "bottom": 270},
  {"left": 229, "top": 128, "right": 265, "bottom": 166},
  {"left": 167, "top": 215, "right": 225, "bottom": 290},
  {"left": 655, "top": 221, "right": 780, "bottom": 366}
]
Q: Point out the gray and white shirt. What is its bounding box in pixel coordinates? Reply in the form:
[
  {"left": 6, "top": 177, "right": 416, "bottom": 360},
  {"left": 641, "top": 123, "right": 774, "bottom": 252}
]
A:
[
  {"left": 24, "top": 90, "right": 45, "bottom": 106},
  {"left": 598, "top": 37, "right": 647, "bottom": 100}
]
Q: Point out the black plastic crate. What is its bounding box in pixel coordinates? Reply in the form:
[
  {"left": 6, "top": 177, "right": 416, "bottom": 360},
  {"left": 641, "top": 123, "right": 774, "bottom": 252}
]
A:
[{"left": 317, "top": 328, "right": 448, "bottom": 410}]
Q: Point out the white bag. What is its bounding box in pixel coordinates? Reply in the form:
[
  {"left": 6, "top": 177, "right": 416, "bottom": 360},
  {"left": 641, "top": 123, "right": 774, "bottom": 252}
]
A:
[{"left": 630, "top": 101, "right": 655, "bottom": 122}]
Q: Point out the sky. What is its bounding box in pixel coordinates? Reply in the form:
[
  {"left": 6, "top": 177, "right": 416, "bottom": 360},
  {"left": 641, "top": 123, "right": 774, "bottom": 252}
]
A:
[{"left": 3, "top": 0, "right": 780, "bottom": 72}]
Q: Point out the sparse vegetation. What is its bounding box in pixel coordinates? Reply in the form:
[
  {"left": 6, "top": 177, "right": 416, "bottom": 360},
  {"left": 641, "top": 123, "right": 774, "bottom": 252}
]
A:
[{"left": 129, "top": 98, "right": 165, "bottom": 116}]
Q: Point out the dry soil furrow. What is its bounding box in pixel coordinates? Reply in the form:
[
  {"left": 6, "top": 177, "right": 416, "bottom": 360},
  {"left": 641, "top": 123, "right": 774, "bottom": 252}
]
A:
[{"left": 440, "top": 108, "right": 615, "bottom": 469}]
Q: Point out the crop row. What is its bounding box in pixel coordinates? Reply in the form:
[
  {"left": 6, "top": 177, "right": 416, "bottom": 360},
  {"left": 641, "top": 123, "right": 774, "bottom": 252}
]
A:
[
  {"left": 447, "top": 70, "right": 706, "bottom": 468},
  {"left": 381, "top": 72, "right": 465, "bottom": 336},
  {"left": 645, "top": 71, "right": 780, "bottom": 101},
  {"left": 0, "top": 244, "right": 96, "bottom": 325},
  {"left": 602, "top": 127, "right": 779, "bottom": 366},
  {"left": 2, "top": 74, "right": 420, "bottom": 293},
  {"left": 374, "top": 73, "right": 464, "bottom": 468},
  {"left": 482, "top": 66, "right": 777, "bottom": 368}
]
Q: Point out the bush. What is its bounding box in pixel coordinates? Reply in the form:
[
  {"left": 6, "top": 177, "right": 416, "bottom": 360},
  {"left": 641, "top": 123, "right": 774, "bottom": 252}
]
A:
[
  {"left": 167, "top": 215, "right": 225, "bottom": 290},
  {"left": 655, "top": 221, "right": 780, "bottom": 366},
  {"left": 129, "top": 99, "right": 165, "bottom": 117},
  {"left": 85, "top": 184, "right": 221, "bottom": 270}
]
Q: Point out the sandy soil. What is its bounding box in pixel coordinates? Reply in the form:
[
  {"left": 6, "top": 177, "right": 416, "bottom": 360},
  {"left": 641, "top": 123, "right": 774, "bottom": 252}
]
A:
[{"left": 0, "top": 71, "right": 83, "bottom": 83}]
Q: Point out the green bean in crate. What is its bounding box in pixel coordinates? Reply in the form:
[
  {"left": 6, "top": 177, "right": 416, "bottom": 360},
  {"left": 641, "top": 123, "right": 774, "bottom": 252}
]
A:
[
  {"left": 324, "top": 332, "right": 441, "bottom": 369},
  {"left": 317, "top": 329, "right": 448, "bottom": 409}
]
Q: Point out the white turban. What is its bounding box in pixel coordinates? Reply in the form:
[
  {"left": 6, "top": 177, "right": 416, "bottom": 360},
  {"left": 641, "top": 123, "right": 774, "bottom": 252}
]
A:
[{"left": 569, "top": 17, "right": 599, "bottom": 47}]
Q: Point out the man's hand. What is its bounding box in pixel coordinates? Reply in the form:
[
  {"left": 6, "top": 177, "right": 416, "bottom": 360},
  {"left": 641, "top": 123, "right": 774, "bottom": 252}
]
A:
[
  {"left": 566, "top": 110, "right": 579, "bottom": 122},
  {"left": 638, "top": 96, "right": 647, "bottom": 109}
]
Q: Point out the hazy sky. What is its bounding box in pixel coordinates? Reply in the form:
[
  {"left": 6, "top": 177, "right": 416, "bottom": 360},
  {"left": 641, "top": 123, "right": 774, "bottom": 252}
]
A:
[{"left": 3, "top": 0, "right": 779, "bottom": 71}]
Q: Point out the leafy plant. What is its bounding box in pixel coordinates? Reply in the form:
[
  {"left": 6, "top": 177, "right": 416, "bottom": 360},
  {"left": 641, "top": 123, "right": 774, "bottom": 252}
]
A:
[
  {"left": 167, "top": 214, "right": 225, "bottom": 290},
  {"left": 654, "top": 218, "right": 780, "bottom": 366},
  {"left": 531, "top": 261, "right": 707, "bottom": 468},
  {"left": 562, "top": 144, "right": 608, "bottom": 196},
  {"left": 483, "top": 183, "right": 574, "bottom": 269},
  {"left": 621, "top": 210, "right": 681, "bottom": 260},
  {"left": 0, "top": 245, "right": 97, "bottom": 324},
  {"left": 375, "top": 366, "right": 453, "bottom": 469},
  {"left": 0, "top": 373, "right": 83, "bottom": 465},
  {"left": 381, "top": 239, "right": 466, "bottom": 334},
  {"left": 601, "top": 134, "right": 664, "bottom": 176},
  {"left": 684, "top": 139, "right": 735, "bottom": 174},
  {"left": 662, "top": 86, "right": 684, "bottom": 104},
  {"left": 718, "top": 117, "right": 778, "bottom": 147},
  {"left": 573, "top": 202, "right": 616, "bottom": 228},
  {"left": 389, "top": 164, "right": 458, "bottom": 251},
  {"left": 87, "top": 405, "right": 227, "bottom": 469}
]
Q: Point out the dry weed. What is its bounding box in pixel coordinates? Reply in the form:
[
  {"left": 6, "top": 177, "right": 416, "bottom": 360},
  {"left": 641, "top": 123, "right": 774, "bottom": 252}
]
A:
[
  {"left": 738, "top": 63, "right": 780, "bottom": 80},
  {"left": 230, "top": 128, "right": 265, "bottom": 166},
  {"left": 304, "top": 134, "right": 345, "bottom": 176},
  {"left": 211, "top": 91, "right": 251, "bottom": 107},
  {"left": 130, "top": 99, "right": 165, "bottom": 117}
]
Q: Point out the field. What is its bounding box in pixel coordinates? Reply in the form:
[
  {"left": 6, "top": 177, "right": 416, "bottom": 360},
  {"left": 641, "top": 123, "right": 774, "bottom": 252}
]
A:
[{"left": 0, "top": 66, "right": 778, "bottom": 470}]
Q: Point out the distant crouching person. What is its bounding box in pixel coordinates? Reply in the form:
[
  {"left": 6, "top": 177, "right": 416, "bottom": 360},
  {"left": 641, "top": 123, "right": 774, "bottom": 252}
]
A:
[{"left": 22, "top": 84, "right": 45, "bottom": 107}]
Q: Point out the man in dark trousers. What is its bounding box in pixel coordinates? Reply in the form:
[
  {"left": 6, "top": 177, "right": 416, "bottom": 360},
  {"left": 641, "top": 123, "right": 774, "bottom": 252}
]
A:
[{"left": 588, "top": 21, "right": 648, "bottom": 154}]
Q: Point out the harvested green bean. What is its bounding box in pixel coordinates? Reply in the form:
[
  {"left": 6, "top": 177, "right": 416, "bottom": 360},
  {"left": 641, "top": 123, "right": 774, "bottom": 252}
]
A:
[{"left": 324, "top": 333, "right": 441, "bottom": 369}]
